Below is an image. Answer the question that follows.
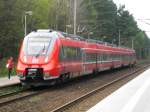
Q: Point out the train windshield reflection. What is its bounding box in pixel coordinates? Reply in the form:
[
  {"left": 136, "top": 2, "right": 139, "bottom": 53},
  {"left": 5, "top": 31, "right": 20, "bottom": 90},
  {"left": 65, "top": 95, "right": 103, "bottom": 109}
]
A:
[{"left": 26, "top": 36, "right": 51, "bottom": 56}]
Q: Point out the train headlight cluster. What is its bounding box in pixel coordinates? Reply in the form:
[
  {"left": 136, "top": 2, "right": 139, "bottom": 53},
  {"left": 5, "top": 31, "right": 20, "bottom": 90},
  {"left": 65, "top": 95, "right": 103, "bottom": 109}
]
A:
[
  {"left": 44, "top": 72, "right": 50, "bottom": 80},
  {"left": 45, "top": 56, "right": 48, "bottom": 63},
  {"left": 23, "top": 56, "right": 27, "bottom": 62}
]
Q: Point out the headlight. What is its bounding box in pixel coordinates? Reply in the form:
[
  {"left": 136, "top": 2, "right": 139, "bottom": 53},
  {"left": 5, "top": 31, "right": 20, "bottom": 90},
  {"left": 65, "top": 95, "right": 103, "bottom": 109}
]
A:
[
  {"left": 45, "top": 56, "right": 49, "bottom": 63},
  {"left": 23, "top": 56, "right": 27, "bottom": 62}
]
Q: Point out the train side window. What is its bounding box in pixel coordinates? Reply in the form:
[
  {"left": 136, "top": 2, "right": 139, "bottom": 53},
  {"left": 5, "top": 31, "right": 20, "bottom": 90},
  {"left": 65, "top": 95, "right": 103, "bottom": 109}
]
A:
[
  {"left": 64, "top": 47, "right": 75, "bottom": 60},
  {"left": 112, "top": 54, "right": 114, "bottom": 60},
  {"left": 98, "top": 53, "right": 102, "bottom": 62},
  {"left": 62, "top": 46, "right": 81, "bottom": 61},
  {"left": 103, "top": 54, "right": 106, "bottom": 61},
  {"left": 59, "top": 46, "right": 64, "bottom": 61},
  {"left": 82, "top": 52, "right": 86, "bottom": 62},
  {"left": 108, "top": 54, "right": 111, "bottom": 61},
  {"left": 104, "top": 53, "right": 106, "bottom": 61},
  {"left": 101, "top": 53, "right": 103, "bottom": 61},
  {"left": 85, "top": 53, "right": 89, "bottom": 62},
  {"left": 107, "top": 54, "right": 110, "bottom": 61},
  {"left": 85, "top": 53, "right": 96, "bottom": 63},
  {"left": 103, "top": 53, "right": 107, "bottom": 61},
  {"left": 77, "top": 48, "right": 82, "bottom": 60}
]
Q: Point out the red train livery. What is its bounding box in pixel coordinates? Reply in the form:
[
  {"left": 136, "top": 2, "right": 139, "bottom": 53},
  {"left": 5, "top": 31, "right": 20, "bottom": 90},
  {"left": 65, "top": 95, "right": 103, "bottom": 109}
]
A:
[{"left": 16, "top": 29, "right": 136, "bottom": 86}]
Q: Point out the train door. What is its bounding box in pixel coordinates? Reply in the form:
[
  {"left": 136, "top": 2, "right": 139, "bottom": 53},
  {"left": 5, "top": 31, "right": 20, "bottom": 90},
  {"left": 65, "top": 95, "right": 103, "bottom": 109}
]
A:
[
  {"left": 98, "top": 52, "right": 102, "bottom": 72},
  {"left": 81, "top": 49, "right": 91, "bottom": 75},
  {"left": 81, "top": 50, "right": 86, "bottom": 74},
  {"left": 95, "top": 53, "right": 98, "bottom": 72}
]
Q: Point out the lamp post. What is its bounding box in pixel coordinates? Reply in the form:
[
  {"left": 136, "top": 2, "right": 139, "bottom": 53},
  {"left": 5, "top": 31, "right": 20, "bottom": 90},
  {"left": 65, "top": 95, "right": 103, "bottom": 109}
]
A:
[
  {"left": 131, "top": 37, "right": 134, "bottom": 49},
  {"left": 73, "top": 0, "right": 77, "bottom": 35},
  {"left": 112, "top": 39, "right": 116, "bottom": 45},
  {"left": 66, "top": 24, "right": 72, "bottom": 33},
  {"left": 88, "top": 32, "right": 93, "bottom": 39},
  {"left": 24, "top": 11, "right": 33, "bottom": 37},
  {"left": 118, "top": 29, "right": 121, "bottom": 46}
]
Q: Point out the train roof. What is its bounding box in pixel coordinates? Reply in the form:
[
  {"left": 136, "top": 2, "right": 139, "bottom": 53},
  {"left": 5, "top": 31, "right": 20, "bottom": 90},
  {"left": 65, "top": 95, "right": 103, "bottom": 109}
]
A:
[
  {"left": 29, "top": 29, "right": 135, "bottom": 53},
  {"left": 56, "top": 31, "right": 135, "bottom": 53},
  {"left": 26, "top": 29, "right": 59, "bottom": 39}
]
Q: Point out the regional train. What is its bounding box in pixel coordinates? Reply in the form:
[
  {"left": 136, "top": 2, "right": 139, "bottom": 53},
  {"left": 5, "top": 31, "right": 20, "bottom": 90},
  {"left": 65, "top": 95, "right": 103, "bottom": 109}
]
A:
[{"left": 16, "top": 29, "right": 136, "bottom": 86}]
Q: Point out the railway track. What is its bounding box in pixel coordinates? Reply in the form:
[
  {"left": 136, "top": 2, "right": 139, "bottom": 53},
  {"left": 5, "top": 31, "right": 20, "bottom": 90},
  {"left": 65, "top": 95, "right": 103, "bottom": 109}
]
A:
[
  {"left": 0, "top": 83, "right": 41, "bottom": 101},
  {"left": 51, "top": 64, "right": 150, "bottom": 112},
  {"left": 0, "top": 86, "right": 51, "bottom": 107},
  {"left": 0, "top": 83, "right": 54, "bottom": 107},
  {"left": 0, "top": 63, "right": 149, "bottom": 111},
  {"left": 0, "top": 85, "right": 34, "bottom": 107}
]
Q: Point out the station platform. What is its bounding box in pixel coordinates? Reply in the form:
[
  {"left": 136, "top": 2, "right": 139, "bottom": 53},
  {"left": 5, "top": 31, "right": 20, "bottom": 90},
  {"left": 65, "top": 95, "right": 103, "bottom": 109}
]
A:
[
  {"left": 87, "top": 68, "right": 150, "bottom": 112},
  {"left": 0, "top": 76, "right": 20, "bottom": 88}
]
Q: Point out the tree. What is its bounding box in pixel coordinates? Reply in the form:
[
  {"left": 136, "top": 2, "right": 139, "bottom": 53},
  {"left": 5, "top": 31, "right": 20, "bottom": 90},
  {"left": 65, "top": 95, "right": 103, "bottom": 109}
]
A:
[
  {"left": 0, "top": 0, "right": 149, "bottom": 60},
  {"left": 117, "top": 5, "right": 139, "bottom": 46},
  {"left": 80, "top": 0, "right": 118, "bottom": 41}
]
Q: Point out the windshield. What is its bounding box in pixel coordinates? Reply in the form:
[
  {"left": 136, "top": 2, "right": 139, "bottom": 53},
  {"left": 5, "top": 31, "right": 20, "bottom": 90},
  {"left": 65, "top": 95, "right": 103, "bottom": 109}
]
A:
[{"left": 26, "top": 36, "right": 51, "bottom": 56}]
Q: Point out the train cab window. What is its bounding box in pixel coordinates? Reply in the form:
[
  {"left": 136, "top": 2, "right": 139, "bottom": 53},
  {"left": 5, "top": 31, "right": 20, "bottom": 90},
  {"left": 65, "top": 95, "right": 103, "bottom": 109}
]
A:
[{"left": 25, "top": 36, "right": 52, "bottom": 56}]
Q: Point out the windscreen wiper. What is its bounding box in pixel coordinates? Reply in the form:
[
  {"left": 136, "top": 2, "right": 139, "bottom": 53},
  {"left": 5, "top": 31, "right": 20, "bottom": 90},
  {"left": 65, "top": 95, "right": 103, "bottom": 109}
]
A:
[{"left": 35, "top": 44, "right": 45, "bottom": 58}]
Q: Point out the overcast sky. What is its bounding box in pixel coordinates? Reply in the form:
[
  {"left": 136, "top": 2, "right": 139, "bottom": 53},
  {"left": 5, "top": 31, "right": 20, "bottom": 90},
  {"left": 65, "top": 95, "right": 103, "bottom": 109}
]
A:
[{"left": 113, "top": 0, "right": 150, "bottom": 38}]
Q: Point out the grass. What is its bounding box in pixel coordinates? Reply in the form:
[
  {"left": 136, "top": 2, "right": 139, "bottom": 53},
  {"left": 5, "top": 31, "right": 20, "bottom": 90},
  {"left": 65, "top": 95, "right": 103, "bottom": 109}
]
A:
[{"left": 0, "top": 58, "right": 16, "bottom": 77}]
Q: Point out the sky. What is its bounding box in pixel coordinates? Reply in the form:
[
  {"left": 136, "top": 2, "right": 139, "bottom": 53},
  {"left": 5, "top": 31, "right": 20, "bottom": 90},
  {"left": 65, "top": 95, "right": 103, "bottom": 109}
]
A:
[{"left": 113, "top": 0, "right": 150, "bottom": 38}]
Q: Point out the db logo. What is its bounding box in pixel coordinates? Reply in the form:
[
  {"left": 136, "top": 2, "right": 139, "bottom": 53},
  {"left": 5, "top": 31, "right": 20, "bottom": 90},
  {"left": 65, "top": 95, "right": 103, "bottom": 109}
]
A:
[{"left": 32, "top": 58, "right": 38, "bottom": 63}]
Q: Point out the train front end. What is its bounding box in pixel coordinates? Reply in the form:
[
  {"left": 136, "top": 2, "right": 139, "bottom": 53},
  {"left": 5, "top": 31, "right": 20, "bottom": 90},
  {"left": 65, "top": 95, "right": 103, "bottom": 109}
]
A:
[{"left": 16, "top": 30, "right": 61, "bottom": 86}]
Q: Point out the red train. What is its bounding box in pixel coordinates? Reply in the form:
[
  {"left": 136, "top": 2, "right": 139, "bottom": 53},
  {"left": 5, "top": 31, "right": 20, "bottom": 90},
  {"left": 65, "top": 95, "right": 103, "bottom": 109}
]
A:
[{"left": 16, "top": 29, "right": 136, "bottom": 86}]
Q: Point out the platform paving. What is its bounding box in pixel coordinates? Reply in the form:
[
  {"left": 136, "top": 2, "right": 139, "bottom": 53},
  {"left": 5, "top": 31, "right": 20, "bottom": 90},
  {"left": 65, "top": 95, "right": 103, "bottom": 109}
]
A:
[
  {"left": 87, "top": 68, "right": 150, "bottom": 112},
  {"left": 0, "top": 76, "right": 20, "bottom": 88}
]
